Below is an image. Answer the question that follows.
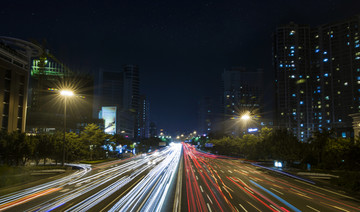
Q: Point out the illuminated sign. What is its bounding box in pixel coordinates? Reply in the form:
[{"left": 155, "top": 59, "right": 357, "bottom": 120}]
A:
[
  {"left": 248, "top": 128, "right": 258, "bottom": 132},
  {"left": 102, "top": 106, "right": 116, "bottom": 135}
]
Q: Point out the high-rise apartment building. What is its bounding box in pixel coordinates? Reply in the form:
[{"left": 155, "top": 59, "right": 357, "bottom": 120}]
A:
[
  {"left": 0, "top": 37, "right": 41, "bottom": 132},
  {"left": 311, "top": 15, "right": 360, "bottom": 137},
  {"left": 222, "top": 67, "right": 264, "bottom": 135},
  {"left": 274, "top": 15, "right": 360, "bottom": 140},
  {"left": 273, "top": 23, "right": 313, "bottom": 141}
]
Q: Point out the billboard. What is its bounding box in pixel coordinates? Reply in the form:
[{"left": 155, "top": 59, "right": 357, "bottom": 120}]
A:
[{"left": 102, "top": 106, "right": 116, "bottom": 135}]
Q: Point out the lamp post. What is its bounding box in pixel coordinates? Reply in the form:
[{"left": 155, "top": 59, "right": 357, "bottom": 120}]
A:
[
  {"left": 60, "top": 90, "right": 74, "bottom": 166},
  {"left": 240, "top": 112, "right": 251, "bottom": 135}
]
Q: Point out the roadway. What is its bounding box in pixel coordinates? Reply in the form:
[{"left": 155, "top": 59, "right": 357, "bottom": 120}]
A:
[
  {"left": 0, "top": 143, "right": 182, "bottom": 212},
  {"left": 182, "top": 143, "right": 360, "bottom": 212}
]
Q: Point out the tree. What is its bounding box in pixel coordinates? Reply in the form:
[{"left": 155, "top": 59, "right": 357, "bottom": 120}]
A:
[{"left": 80, "top": 124, "right": 107, "bottom": 160}]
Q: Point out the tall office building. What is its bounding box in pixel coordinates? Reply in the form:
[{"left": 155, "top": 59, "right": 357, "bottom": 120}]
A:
[
  {"left": 273, "top": 23, "right": 313, "bottom": 141},
  {"left": 222, "top": 67, "right": 264, "bottom": 135},
  {"left": 94, "top": 64, "right": 140, "bottom": 138},
  {"left": 94, "top": 68, "right": 133, "bottom": 137},
  {"left": 0, "top": 37, "right": 41, "bottom": 132},
  {"left": 123, "top": 65, "right": 140, "bottom": 112},
  {"left": 198, "top": 97, "right": 213, "bottom": 135},
  {"left": 274, "top": 15, "right": 360, "bottom": 140},
  {"left": 311, "top": 15, "right": 360, "bottom": 137}
]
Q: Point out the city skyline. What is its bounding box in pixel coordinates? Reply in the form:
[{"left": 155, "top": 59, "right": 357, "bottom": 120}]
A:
[{"left": 1, "top": 0, "right": 359, "bottom": 134}]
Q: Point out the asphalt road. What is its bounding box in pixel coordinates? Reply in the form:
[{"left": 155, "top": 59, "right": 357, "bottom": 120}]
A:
[
  {"left": 2, "top": 143, "right": 360, "bottom": 212},
  {"left": 0, "top": 143, "right": 182, "bottom": 212},
  {"left": 182, "top": 143, "right": 360, "bottom": 212}
]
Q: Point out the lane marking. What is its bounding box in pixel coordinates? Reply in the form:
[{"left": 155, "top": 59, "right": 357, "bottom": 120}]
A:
[
  {"left": 228, "top": 170, "right": 233, "bottom": 173},
  {"left": 306, "top": 205, "right": 321, "bottom": 212},
  {"left": 246, "top": 201, "right": 261, "bottom": 212},
  {"left": 239, "top": 204, "right": 248, "bottom": 212},
  {"left": 270, "top": 188, "right": 284, "bottom": 195},
  {"left": 207, "top": 203, "right": 212, "bottom": 212},
  {"left": 200, "top": 185, "right": 204, "bottom": 193},
  {"left": 206, "top": 194, "right": 213, "bottom": 204},
  {"left": 196, "top": 175, "right": 198, "bottom": 180}
]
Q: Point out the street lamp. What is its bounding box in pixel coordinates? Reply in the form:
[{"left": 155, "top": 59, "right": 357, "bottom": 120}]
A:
[
  {"left": 60, "top": 90, "right": 74, "bottom": 166},
  {"left": 240, "top": 114, "right": 251, "bottom": 121},
  {"left": 239, "top": 111, "right": 252, "bottom": 135}
]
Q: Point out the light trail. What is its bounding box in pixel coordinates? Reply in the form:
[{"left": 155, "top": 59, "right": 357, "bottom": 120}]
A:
[
  {"left": 108, "top": 143, "right": 182, "bottom": 211},
  {"left": 0, "top": 164, "right": 91, "bottom": 210}
]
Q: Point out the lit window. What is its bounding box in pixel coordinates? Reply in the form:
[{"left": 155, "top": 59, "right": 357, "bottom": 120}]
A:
[
  {"left": 323, "top": 51, "right": 327, "bottom": 54},
  {"left": 300, "top": 124, "right": 304, "bottom": 127},
  {"left": 290, "top": 46, "right": 295, "bottom": 49},
  {"left": 315, "top": 49, "right": 320, "bottom": 53},
  {"left": 292, "top": 94, "right": 296, "bottom": 97},
  {"left": 323, "top": 58, "right": 328, "bottom": 62},
  {"left": 324, "top": 73, "right": 328, "bottom": 77},
  {"left": 290, "top": 30, "right": 295, "bottom": 35},
  {"left": 325, "top": 96, "right": 329, "bottom": 100},
  {"left": 339, "top": 119, "right": 342, "bottom": 122},
  {"left": 344, "top": 82, "right": 348, "bottom": 86},
  {"left": 300, "top": 101, "right": 304, "bottom": 105},
  {"left": 342, "top": 132, "right": 346, "bottom": 138}
]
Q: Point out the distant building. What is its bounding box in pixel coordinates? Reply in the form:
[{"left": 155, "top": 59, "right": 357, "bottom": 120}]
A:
[
  {"left": 198, "top": 97, "right": 213, "bottom": 135},
  {"left": 0, "top": 37, "right": 42, "bottom": 132},
  {"left": 273, "top": 23, "right": 313, "bottom": 141},
  {"left": 149, "top": 122, "right": 157, "bottom": 138},
  {"left": 136, "top": 95, "right": 150, "bottom": 139},
  {"left": 221, "top": 67, "right": 264, "bottom": 135},
  {"left": 93, "top": 64, "right": 140, "bottom": 139}
]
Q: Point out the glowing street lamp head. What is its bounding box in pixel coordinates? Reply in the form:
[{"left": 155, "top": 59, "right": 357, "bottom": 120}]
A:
[
  {"left": 241, "top": 114, "right": 251, "bottom": 121},
  {"left": 60, "top": 90, "right": 74, "bottom": 97}
]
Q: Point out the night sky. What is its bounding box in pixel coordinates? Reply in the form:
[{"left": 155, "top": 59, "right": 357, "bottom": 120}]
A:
[{"left": 1, "top": 0, "right": 359, "bottom": 134}]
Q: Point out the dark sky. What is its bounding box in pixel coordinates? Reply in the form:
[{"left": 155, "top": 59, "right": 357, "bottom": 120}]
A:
[{"left": 1, "top": 0, "right": 359, "bottom": 134}]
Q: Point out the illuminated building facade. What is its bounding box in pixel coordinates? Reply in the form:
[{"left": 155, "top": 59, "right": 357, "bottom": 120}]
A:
[
  {"left": 0, "top": 37, "right": 42, "bottom": 132},
  {"left": 273, "top": 23, "right": 313, "bottom": 141},
  {"left": 274, "top": 15, "right": 360, "bottom": 140},
  {"left": 311, "top": 15, "right": 360, "bottom": 138},
  {"left": 27, "top": 55, "right": 94, "bottom": 133}
]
